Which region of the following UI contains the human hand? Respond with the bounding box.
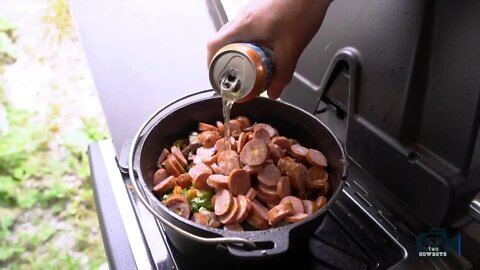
[207,0,332,101]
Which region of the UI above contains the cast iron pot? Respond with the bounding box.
[128,90,347,260]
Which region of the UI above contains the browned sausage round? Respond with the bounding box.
[193,146,215,165]
[249,199,269,222]
[175,173,192,188]
[302,200,318,215]
[206,174,229,190]
[233,195,251,224]
[217,150,241,175]
[236,132,248,154]
[267,202,294,226]
[198,122,218,132]
[197,130,221,148]
[257,163,281,187]
[279,196,305,214]
[254,123,278,138]
[218,196,239,225]
[198,208,221,228]
[272,136,291,150]
[268,143,283,164]
[164,194,190,219]
[153,175,175,195]
[290,144,308,160]
[235,115,251,130]
[245,187,257,201]
[163,156,181,177]
[315,195,328,209]
[214,189,233,216]
[246,212,269,230]
[153,168,169,186]
[228,119,243,135]
[306,179,330,195]
[242,164,263,175]
[306,148,328,167]
[228,169,251,195]
[157,148,170,167]
[215,138,232,153]
[202,153,219,165]
[188,163,212,179]
[285,213,309,223]
[192,171,213,191]
[309,166,328,181]
[253,126,271,144]
[171,145,187,167]
[240,139,269,166]
[287,162,309,198]
[168,155,185,174]
[276,176,292,199]
[191,212,209,226]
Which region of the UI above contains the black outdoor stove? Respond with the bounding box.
[70,0,480,269]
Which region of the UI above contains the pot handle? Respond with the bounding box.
[223,229,290,257]
[128,89,256,249]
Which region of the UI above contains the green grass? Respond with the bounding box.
[0,90,109,269]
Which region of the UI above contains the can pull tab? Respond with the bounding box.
[220,68,241,93]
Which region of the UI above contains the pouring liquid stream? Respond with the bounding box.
[220,73,241,151]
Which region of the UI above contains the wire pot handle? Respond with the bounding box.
[128,89,256,249]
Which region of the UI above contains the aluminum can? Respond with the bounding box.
[209,43,274,100]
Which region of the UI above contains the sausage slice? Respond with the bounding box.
[306,179,330,195]
[257,163,281,187]
[245,187,257,201]
[240,139,269,166]
[153,168,169,186]
[242,164,263,175]
[206,174,229,190]
[218,196,239,225]
[153,175,175,195]
[236,132,248,153]
[198,122,218,132]
[309,166,328,181]
[157,148,171,167]
[217,150,241,175]
[315,195,328,209]
[235,115,251,130]
[306,149,328,167]
[272,136,291,150]
[163,157,181,177]
[197,130,221,148]
[175,173,192,188]
[228,169,251,195]
[164,194,190,219]
[171,145,187,167]
[302,200,318,215]
[253,126,271,144]
[267,202,294,226]
[254,123,278,138]
[214,189,233,216]
[279,196,305,214]
[285,213,309,223]
[290,144,308,160]
[233,195,251,224]
[223,223,244,231]
[276,176,292,199]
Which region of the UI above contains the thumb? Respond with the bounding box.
[267,45,298,100]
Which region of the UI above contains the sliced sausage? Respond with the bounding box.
[215,138,232,153]
[175,173,192,188]
[276,176,292,199]
[242,164,263,175]
[191,212,209,226]
[257,184,279,198]
[164,194,190,219]
[199,208,221,228]
[193,146,215,165]
[188,163,212,179]
[245,187,257,201]
[254,123,278,138]
[168,155,185,174]
[163,157,181,177]
[223,223,244,231]
[198,122,218,132]
[253,126,271,144]
[157,148,170,167]
[279,196,305,214]
[302,200,318,215]
[315,195,328,209]
[218,196,239,225]
[228,169,251,195]
[228,119,242,135]
[192,171,213,191]
[268,143,283,164]
[309,166,328,181]
[249,199,269,222]
[277,157,295,176]
[257,163,281,187]
[306,179,330,195]
[210,163,222,174]
[233,195,251,224]
[153,168,169,186]
[267,202,294,226]
[272,136,291,150]
[236,132,248,153]
[290,144,308,160]
[153,175,175,195]
[202,153,219,165]
[240,139,269,166]
[285,213,309,223]
[214,189,234,216]
[217,150,241,175]
[286,162,309,198]
[306,148,328,167]
[235,115,251,130]
[246,212,269,230]
[206,174,229,190]
[197,130,221,148]
[171,145,187,167]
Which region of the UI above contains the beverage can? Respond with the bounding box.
[209,43,274,101]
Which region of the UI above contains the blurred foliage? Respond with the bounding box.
[0,17,17,65]
[43,0,73,41]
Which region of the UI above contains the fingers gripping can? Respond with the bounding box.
[209,43,275,101]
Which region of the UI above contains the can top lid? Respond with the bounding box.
[209,50,256,100]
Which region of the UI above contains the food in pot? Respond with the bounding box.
[152,115,330,230]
